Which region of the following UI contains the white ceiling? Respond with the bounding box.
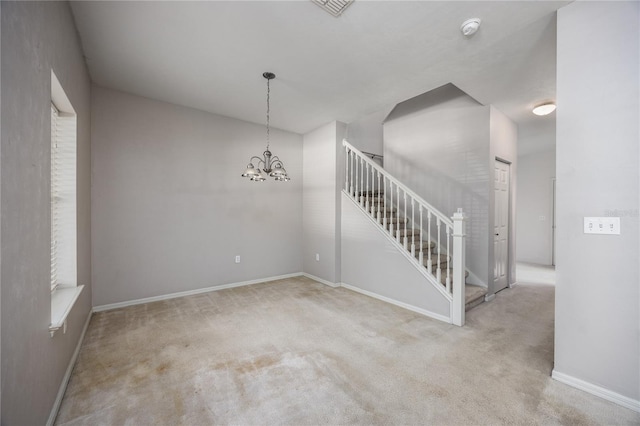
[70,0,566,144]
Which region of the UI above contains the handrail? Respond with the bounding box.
[343,140,452,227]
[343,138,466,326]
[361,151,383,160]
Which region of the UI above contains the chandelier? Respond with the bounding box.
[241,72,290,182]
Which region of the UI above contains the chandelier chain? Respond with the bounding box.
[266,76,270,152]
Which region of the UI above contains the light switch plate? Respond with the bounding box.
[584,217,620,235]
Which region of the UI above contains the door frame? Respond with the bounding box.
[551,177,557,266]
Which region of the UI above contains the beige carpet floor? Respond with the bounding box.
[56,274,639,425]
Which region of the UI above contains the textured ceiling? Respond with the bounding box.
[70,1,566,143]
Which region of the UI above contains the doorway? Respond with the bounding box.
[493,159,510,293]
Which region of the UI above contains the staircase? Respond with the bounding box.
[343,140,487,325]
[359,189,487,312]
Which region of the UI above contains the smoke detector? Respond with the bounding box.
[461,18,481,37]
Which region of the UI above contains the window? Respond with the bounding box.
[50,71,83,336]
[50,102,77,291]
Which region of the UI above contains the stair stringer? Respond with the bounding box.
[341,192,452,323]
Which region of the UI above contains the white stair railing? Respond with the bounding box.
[343,140,466,326]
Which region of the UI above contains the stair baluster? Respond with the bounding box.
[396,188,400,243]
[436,218,442,285]
[377,172,381,221]
[371,167,376,218]
[365,163,369,211]
[360,158,364,206]
[419,205,424,265]
[427,211,432,274]
[389,182,394,236]
[350,150,355,197]
[446,226,451,293]
[411,199,415,258]
[355,154,359,203]
[382,176,387,228]
[403,192,408,249]
[345,146,349,193]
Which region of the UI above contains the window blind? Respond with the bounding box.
[51,103,77,291]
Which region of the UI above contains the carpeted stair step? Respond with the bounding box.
[391,228,420,239]
[402,237,435,251]
[465,284,487,311]
[437,269,470,286]
[379,216,408,225]
[415,240,436,252]
[370,210,399,219]
[358,190,384,197]
[419,253,449,269]
[369,198,406,210]
[366,198,387,208]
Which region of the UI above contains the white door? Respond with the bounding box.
[493,160,510,292]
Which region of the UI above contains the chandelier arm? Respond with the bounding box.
[270,157,286,168]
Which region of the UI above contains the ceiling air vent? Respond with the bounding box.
[311,0,354,17]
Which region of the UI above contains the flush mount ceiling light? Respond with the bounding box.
[311,0,354,17]
[532,102,556,116]
[461,18,481,37]
[241,72,290,182]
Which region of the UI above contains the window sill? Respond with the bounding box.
[50,285,84,337]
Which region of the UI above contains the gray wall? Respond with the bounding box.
[488,106,518,293]
[516,148,555,265]
[91,86,303,306]
[345,107,393,158]
[0,4,3,421]
[341,192,450,319]
[383,84,491,288]
[555,1,639,402]
[302,121,346,284]
[1,2,92,424]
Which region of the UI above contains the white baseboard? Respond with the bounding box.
[340,282,451,324]
[93,273,303,312]
[552,370,640,413]
[301,273,340,288]
[47,310,93,426]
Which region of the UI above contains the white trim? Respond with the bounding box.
[340,282,451,324]
[484,293,496,302]
[92,273,303,312]
[552,370,640,413]
[301,273,340,288]
[47,310,92,426]
[50,285,84,336]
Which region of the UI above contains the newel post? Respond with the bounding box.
[452,208,466,326]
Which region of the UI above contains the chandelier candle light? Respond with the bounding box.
[241,72,290,182]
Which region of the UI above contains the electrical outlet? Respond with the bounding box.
[235,255,241,263]
[315,253,320,262]
[539,215,545,221]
